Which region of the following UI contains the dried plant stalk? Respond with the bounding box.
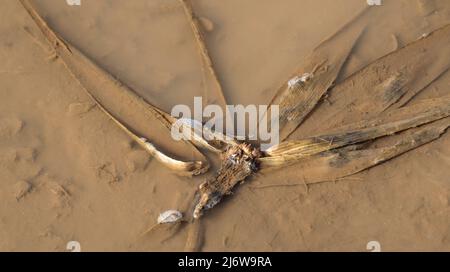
[179,0,227,108]
[19,0,208,176]
[261,96,450,165]
[264,7,369,141]
[262,118,450,184]
[287,23,450,139]
[18,0,450,225]
[193,143,262,219]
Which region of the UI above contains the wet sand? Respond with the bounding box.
[1,0,450,251]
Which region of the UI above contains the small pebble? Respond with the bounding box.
[288,73,312,89]
[157,210,182,224]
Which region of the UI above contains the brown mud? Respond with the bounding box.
[1,0,450,251]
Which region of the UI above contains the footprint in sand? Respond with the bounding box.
[126,150,150,173]
[0,117,24,139]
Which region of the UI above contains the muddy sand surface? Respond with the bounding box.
[1,0,450,251]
